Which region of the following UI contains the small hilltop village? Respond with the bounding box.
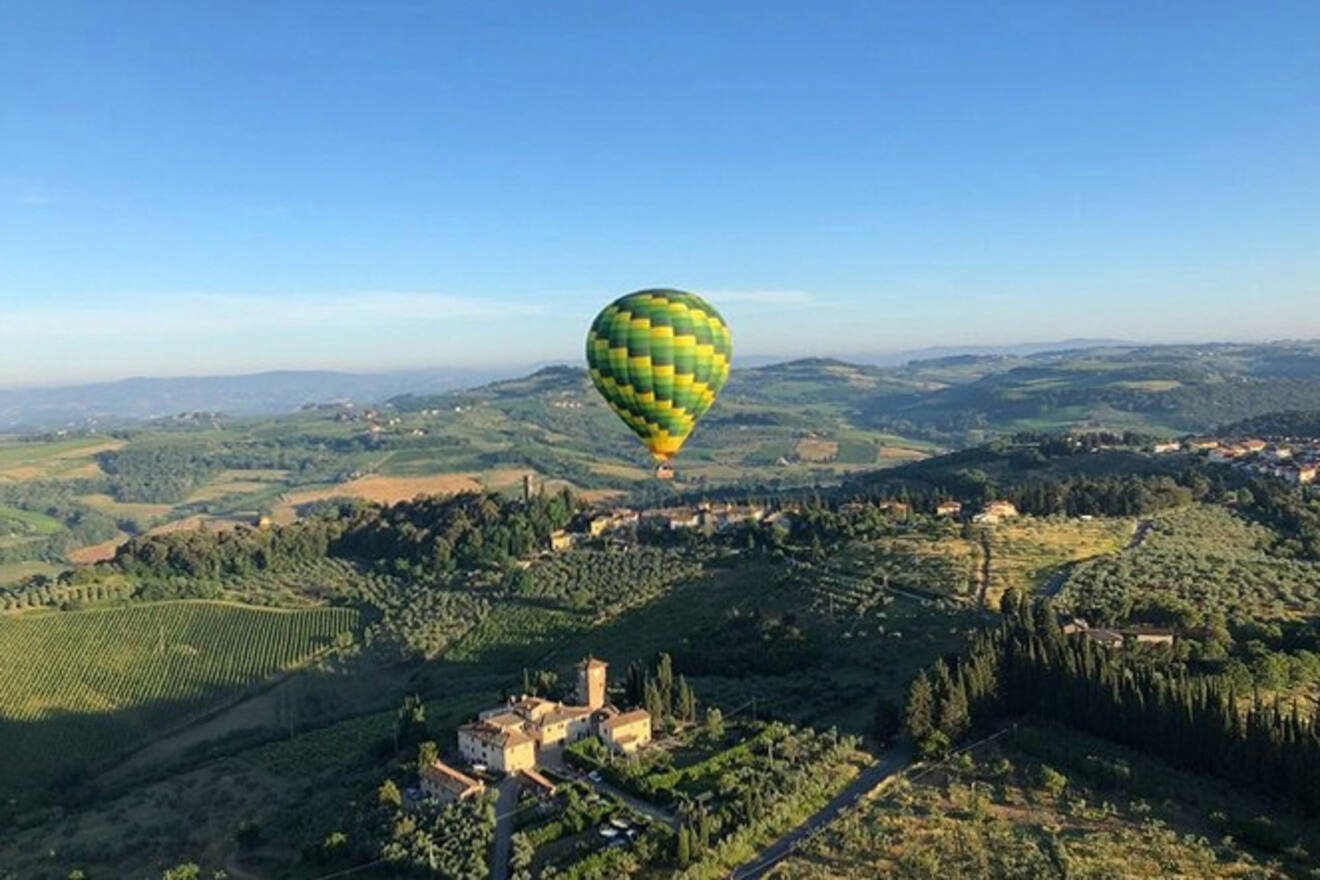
[1156,436,1320,485]
[418,657,652,803]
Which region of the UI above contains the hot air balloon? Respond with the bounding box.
[585,289,732,466]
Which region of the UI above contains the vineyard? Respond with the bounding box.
[0,601,358,795]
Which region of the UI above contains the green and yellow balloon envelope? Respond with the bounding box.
[585,289,732,461]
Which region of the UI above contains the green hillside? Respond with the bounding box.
[861,341,1320,438]
[7,341,1320,584]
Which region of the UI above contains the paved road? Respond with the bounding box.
[489,776,521,880]
[729,743,913,880]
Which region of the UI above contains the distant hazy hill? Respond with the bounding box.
[0,367,511,430]
[8,339,1320,438]
[842,338,1132,367]
[391,341,1320,444]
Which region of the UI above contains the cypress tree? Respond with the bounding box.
[904,670,935,740]
[676,827,691,868]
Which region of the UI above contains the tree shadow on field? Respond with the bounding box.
[0,657,373,819]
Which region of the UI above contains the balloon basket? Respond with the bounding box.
[655,463,675,480]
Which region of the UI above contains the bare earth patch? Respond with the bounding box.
[795,438,840,462]
[274,473,485,519]
[69,535,129,564]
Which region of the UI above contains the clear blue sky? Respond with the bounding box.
[2,1,1317,386]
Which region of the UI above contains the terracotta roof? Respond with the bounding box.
[460,721,533,748]
[509,696,558,720]
[421,760,483,796]
[542,705,592,725]
[583,657,608,670]
[484,712,526,730]
[600,709,651,732]
[519,768,558,792]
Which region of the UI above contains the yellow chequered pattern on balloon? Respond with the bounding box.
[585,289,732,461]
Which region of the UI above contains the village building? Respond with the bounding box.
[641,507,701,530]
[1063,618,1174,648]
[935,501,963,517]
[548,530,577,552]
[595,708,653,754]
[1129,628,1176,646]
[457,720,536,773]
[1152,441,1181,454]
[701,504,767,530]
[419,759,486,803]
[1211,445,1249,463]
[1084,628,1126,649]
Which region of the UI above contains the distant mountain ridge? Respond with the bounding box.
[0,367,512,430]
[6,338,1320,435]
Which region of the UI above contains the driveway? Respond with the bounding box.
[729,743,913,880]
[489,776,521,880]
[538,746,679,829]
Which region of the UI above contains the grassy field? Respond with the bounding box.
[982,515,1136,607]
[77,492,175,521]
[0,503,65,535]
[0,436,122,482]
[0,559,65,583]
[775,725,1318,879]
[827,516,1133,609]
[0,601,359,797]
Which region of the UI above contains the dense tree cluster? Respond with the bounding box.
[0,479,119,566]
[618,652,698,729]
[113,490,579,580]
[514,546,700,613]
[668,609,822,678]
[1060,505,1320,624]
[96,435,372,504]
[905,599,1320,816]
[1221,408,1320,439]
[320,790,494,878]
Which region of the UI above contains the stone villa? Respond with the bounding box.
[457,658,653,775]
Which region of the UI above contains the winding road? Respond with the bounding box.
[729,743,913,880]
